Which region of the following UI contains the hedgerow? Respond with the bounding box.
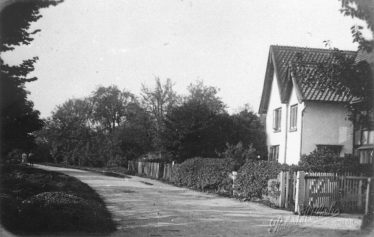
[298,150,372,175]
[234,160,283,199]
[170,157,235,192]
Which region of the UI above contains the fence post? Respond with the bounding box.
[285,171,290,209]
[279,171,286,208]
[295,171,306,214]
[358,180,363,210]
[365,178,371,215]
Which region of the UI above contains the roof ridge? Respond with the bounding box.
[269,44,356,54]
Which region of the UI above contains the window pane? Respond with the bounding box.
[368,131,374,145]
[273,108,281,131]
[290,105,297,130]
[354,130,361,145]
[362,131,369,145]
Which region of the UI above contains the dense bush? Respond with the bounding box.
[298,150,372,175]
[218,142,257,168]
[170,157,235,192]
[234,160,283,200]
[19,192,114,233]
[0,165,116,234]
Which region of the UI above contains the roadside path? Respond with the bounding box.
[35,164,366,237]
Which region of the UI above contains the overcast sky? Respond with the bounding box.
[2,0,365,117]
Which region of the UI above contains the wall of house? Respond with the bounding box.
[285,87,305,165]
[266,73,287,163]
[301,102,353,157]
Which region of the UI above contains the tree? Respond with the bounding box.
[91,85,136,133]
[164,81,266,162]
[230,107,267,158]
[39,98,93,165]
[164,100,219,160]
[119,103,153,160]
[1,1,63,51]
[141,77,180,151]
[1,1,62,159]
[186,81,226,114]
[289,1,374,128]
[339,0,374,52]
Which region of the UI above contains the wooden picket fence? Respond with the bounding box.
[128,161,174,180]
[277,171,373,214]
[305,172,370,213]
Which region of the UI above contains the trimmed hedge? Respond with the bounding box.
[298,150,372,175]
[170,157,235,192]
[234,160,282,200]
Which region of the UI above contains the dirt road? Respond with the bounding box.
[35,165,369,237]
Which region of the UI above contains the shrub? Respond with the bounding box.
[0,165,116,234]
[298,150,372,175]
[170,157,235,192]
[234,160,282,200]
[19,192,114,233]
[218,142,257,168]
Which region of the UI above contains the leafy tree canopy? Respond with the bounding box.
[1,1,62,158]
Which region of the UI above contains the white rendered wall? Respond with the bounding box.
[265,74,287,163]
[301,102,353,157]
[285,87,304,165]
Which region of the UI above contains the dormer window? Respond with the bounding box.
[273,107,282,132]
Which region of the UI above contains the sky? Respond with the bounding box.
[1,0,366,117]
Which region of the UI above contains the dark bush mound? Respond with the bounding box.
[19,192,114,233]
[235,160,282,200]
[0,194,19,230]
[0,165,116,234]
[171,158,235,192]
[298,150,372,175]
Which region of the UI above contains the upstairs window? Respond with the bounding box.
[289,104,298,131]
[273,108,282,132]
[269,145,279,162]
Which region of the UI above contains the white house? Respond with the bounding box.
[258,45,356,165]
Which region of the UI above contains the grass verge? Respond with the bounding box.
[0,164,116,235]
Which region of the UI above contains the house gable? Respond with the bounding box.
[259,45,356,164]
[258,45,356,115]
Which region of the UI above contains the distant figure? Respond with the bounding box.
[21,153,28,165]
[28,153,34,166]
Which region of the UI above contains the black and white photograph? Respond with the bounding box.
[0,0,373,236]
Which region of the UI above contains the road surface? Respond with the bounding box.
[34,165,368,237]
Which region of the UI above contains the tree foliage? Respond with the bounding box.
[339,0,374,52]
[39,80,267,167]
[1,1,63,51]
[1,1,62,159]
[38,86,154,166]
[186,81,226,114]
[164,86,266,162]
[141,77,180,151]
[91,86,136,133]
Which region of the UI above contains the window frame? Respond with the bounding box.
[289,104,298,132]
[269,145,279,162]
[273,107,282,132]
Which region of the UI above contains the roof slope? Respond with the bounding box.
[258,45,356,114]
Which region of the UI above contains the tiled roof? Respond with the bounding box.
[291,65,353,102]
[258,45,356,114]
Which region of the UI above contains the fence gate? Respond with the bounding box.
[294,171,372,214]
